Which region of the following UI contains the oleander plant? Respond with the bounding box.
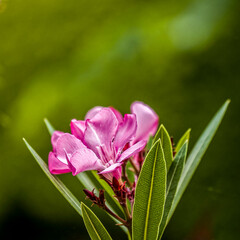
[24,100,230,240]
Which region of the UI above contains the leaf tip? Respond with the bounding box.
[44,118,55,136]
[159,124,167,131]
[154,137,162,146]
[81,202,88,212]
[22,137,28,145]
[44,118,50,126]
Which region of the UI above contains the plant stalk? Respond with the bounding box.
[104,205,127,225]
[121,202,132,238]
[122,162,133,188]
[129,157,140,176]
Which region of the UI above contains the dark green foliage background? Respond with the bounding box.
[0,0,239,239]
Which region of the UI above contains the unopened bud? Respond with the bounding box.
[99,190,105,205]
[83,189,96,200]
[112,177,120,190]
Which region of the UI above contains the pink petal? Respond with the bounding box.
[98,162,122,175]
[114,114,137,153]
[68,148,104,176]
[112,166,122,180]
[70,119,86,140]
[118,140,147,163]
[85,106,103,120]
[99,165,122,181]
[109,107,123,123]
[56,133,86,164]
[51,131,65,152]
[48,152,71,174]
[131,101,159,143]
[84,108,118,154]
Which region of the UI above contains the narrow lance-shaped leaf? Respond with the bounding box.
[77,172,96,191]
[157,141,188,239]
[126,160,135,183]
[132,139,167,240]
[81,202,112,240]
[175,129,191,154]
[23,138,82,216]
[168,99,230,221]
[153,124,173,171]
[44,118,55,135]
[146,135,154,152]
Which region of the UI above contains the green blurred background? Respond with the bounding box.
[0,0,239,239]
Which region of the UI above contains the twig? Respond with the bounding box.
[129,157,140,176]
[104,205,127,225]
[122,162,133,188]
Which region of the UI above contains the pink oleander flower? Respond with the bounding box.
[48,107,146,180]
[72,101,159,169]
[71,101,159,169]
[75,101,159,145]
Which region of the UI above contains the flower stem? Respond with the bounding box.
[129,157,140,176]
[121,203,132,238]
[106,202,132,238]
[122,162,133,188]
[104,205,127,225]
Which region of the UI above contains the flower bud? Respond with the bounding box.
[112,177,120,190]
[99,189,105,205]
[83,189,96,201]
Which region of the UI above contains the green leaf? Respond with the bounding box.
[168,99,230,221]
[175,129,191,154]
[157,141,188,239]
[153,124,173,171]
[23,138,82,216]
[44,118,56,135]
[146,135,154,152]
[126,161,135,183]
[132,139,167,240]
[77,171,96,190]
[81,202,112,240]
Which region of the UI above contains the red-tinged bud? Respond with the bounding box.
[99,190,105,205]
[170,137,176,157]
[83,189,96,200]
[83,188,106,208]
[112,177,120,190]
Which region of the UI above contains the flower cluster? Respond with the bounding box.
[48,101,158,181]
[47,101,158,232]
[25,99,228,239]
